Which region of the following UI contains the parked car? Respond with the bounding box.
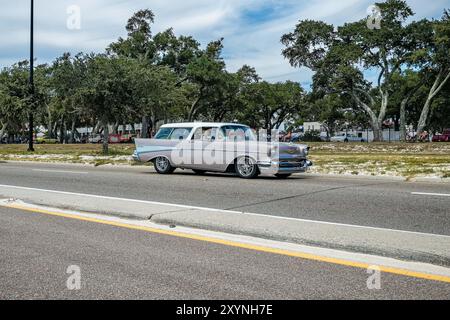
[432,129,450,142]
[35,136,59,144]
[108,134,136,144]
[290,132,303,143]
[88,134,103,144]
[108,134,121,144]
[330,133,366,143]
[133,122,313,179]
[119,134,136,143]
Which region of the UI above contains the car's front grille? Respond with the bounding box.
[279,160,306,168]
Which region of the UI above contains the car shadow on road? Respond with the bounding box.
[142,170,312,181]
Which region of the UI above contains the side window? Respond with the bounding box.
[192,128,203,141]
[169,128,192,140]
[192,127,218,142]
[221,126,251,142]
[155,128,173,140]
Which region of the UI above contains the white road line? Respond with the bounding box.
[32,169,89,175]
[412,192,450,198]
[0,183,449,239]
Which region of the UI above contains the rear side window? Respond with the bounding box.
[155,128,173,140]
[192,127,218,142]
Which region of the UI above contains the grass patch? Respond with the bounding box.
[0,144,134,156]
[306,143,449,179]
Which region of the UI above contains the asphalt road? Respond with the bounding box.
[0,161,449,236]
[1,206,449,300]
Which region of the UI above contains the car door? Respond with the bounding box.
[167,127,194,168]
[184,126,221,171]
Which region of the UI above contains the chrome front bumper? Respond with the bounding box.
[257,159,313,175]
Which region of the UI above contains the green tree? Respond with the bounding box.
[413,10,450,136]
[281,0,420,141]
[0,62,31,141]
[239,81,305,131]
[185,39,227,121]
[75,55,132,154]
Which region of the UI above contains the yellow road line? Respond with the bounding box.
[5,203,450,284]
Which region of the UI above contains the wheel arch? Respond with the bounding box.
[148,154,176,167]
[227,155,260,174]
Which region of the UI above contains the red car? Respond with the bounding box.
[432,129,450,142]
[108,134,136,144]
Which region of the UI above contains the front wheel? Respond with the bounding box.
[235,157,259,179]
[154,157,175,174]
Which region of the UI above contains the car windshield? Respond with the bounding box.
[155,128,173,140]
[169,128,192,140]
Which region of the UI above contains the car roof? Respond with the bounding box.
[160,122,249,129]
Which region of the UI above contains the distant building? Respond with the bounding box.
[303,122,326,133]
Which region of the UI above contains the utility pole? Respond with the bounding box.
[28,0,35,152]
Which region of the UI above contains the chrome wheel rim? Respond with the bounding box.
[237,157,256,177]
[156,157,169,171]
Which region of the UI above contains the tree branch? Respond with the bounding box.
[430,68,450,99]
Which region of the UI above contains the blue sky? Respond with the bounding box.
[1,0,448,88]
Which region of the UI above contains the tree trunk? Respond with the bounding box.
[47,107,53,139]
[93,121,102,134]
[102,121,109,155]
[112,121,119,135]
[188,93,202,122]
[377,92,389,126]
[399,83,423,142]
[0,123,7,142]
[417,69,450,137]
[141,115,149,139]
[351,91,384,142]
[371,121,382,142]
[64,122,69,144]
[416,96,433,138]
[69,121,76,144]
[151,111,157,137]
[400,98,408,142]
[52,122,58,139]
[59,117,65,144]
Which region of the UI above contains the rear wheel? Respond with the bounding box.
[275,174,292,179]
[235,157,259,179]
[154,157,175,174]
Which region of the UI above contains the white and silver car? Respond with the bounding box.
[133,123,312,179]
[330,133,366,143]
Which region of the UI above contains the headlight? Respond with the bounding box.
[299,146,309,156]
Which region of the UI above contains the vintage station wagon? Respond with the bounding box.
[133,123,312,179]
